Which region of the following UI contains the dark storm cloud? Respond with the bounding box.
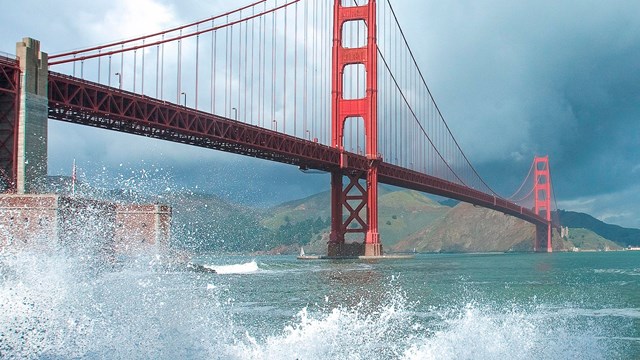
[391,1,640,226]
[1,0,639,226]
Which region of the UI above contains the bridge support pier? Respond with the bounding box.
[15,38,48,194]
[328,169,383,257]
[535,223,552,253]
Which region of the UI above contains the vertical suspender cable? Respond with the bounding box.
[161,35,165,100]
[283,3,288,134]
[244,10,249,123]
[142,40,145,95]
[238,11,243,121]
[261,2,267,128]
[156,44,159,98]
[324,0,329,144]
[271,1,276,130]
[177,30,182,104]
[196,26,200,110]
[303,0,308,137]
[258,7,264,126]
[133,50,137,92]
[98,50,102,83]
[250,6,255,125]
[230,22,234,116]
[225,18,229,117]
[212,20,217,114]
[120,45,124,89]
[312,0,317,140]
[294,2,298,137]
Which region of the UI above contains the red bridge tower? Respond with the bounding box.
[534,156,553,252]
[329,0,382,256]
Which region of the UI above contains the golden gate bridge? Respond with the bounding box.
[0,0,559,256]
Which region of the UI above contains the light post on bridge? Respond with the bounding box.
[306,130,310,140]
[272,119,277,131]
[232,107,237,120]
[181,92,187,106]
[114,72,122,89]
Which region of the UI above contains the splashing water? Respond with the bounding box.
[0,249,235,359]
[203,260,260,275]
[0,249,634,359]
[228,297,619,360]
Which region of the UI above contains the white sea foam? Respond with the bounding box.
[229,293,413,359]
[401,303,611,360]
[551,307,640,319]
[203,260,260,274]
[0,249,233,359]
[228,296,621,360]
[0,250,630,359]
[594,268,640,276]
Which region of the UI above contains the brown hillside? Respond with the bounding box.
[392,203,567,253]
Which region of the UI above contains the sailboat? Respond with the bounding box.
[299,247,305,257]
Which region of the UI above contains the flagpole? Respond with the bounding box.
[72,159,76,196]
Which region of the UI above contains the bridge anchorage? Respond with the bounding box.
[0,0,560,256]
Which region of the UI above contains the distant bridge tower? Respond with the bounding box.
[329,0,382,256]
[534,156,552,252]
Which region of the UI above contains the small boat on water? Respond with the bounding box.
[300,247,305,257]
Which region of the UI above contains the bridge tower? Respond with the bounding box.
[15,38,48,194]
[329,0,382,256]
[534,156,552,252]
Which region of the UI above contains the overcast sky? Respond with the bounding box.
[1,0,639,228]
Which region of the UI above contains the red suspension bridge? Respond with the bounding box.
[0,0,559,255]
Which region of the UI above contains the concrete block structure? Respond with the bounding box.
[0,195,171,255]
[0,194,114,252]
[114,204,171,254]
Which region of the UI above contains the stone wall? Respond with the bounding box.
[0,195,171,255]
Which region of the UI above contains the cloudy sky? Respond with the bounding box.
[2,0,639,228]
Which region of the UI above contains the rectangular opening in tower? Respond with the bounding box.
[342,20,368,49]
[341,0,369,7]
[343,116,366,155]
[342,63,366,100]
[536,161,547,171]
[537,189,547,201]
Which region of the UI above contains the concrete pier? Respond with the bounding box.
[16,38,48,194]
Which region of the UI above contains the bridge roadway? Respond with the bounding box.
[43,69,546,227]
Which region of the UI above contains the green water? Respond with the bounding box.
[2,250,639,359]
[196,251,640,359]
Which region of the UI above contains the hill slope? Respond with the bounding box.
[392,203,543,252]
[261,189,449,251]
[559,210,640,247]
[565,228,623,251]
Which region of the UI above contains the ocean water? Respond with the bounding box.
[1,247,639,359]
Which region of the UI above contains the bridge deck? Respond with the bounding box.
[47,72,546,227]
